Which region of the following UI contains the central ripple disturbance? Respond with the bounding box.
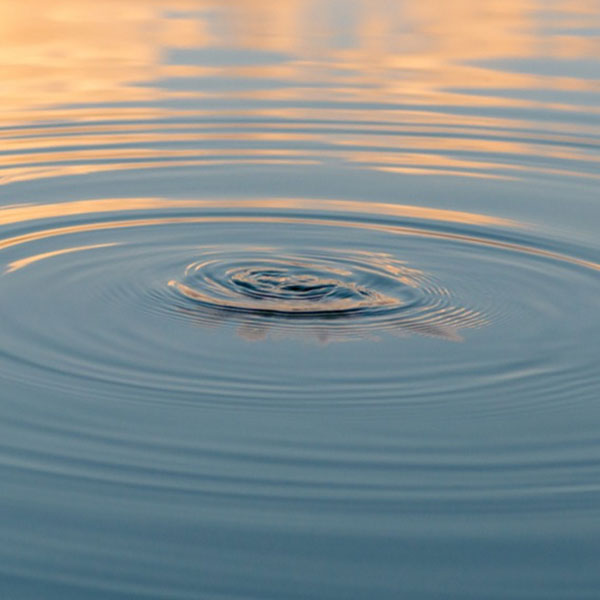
[168,250,423,317]
[164,247,487,340]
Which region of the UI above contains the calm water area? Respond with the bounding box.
[1,1,600,598]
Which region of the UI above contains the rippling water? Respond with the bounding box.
[2,2,600,598]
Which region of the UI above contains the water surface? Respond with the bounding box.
[1,1,600,598]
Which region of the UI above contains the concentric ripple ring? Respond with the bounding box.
[0,196,598,412]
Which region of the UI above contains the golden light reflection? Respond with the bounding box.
[1,202,598,273]
[0,197,516,228]
[5,243,118,273]
[2,0,598,118]
[1,0,598,182]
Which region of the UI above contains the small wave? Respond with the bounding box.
[166,247,481,342]
[0,197,597,412]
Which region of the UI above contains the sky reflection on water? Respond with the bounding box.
[2,0,599,184]
[1,2,600,599]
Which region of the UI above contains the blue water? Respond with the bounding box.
[1,2,600,598]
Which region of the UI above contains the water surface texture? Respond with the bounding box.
[1,2,600,598]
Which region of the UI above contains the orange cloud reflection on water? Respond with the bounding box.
[0,197,516,228]
[1,0,598,183]
[5,242,118,273]
[1,197,599,274]
[2,0,598,116]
